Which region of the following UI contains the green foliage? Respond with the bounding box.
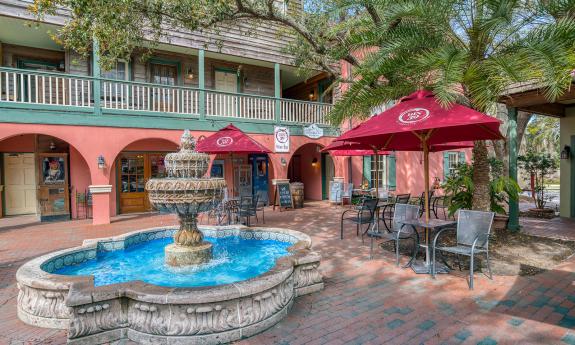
[443,158,520,216]
[518,151,559,209]
[524,115,560,154]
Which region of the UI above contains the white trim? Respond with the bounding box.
[88,185,112,194]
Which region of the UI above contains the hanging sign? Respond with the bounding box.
[274,126,290,153]
[303,124,324,139]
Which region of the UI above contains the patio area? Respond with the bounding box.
[1,202,575,345]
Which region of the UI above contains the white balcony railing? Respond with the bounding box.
[281,99,332,125]
[0,68,333,126]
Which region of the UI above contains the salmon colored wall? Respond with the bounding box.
[290,143,323,200]
[70,146,91,219]
[0,134,35,152]
[122,139,179,152]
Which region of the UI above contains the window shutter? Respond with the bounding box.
[458,151,466,165]
[443,152,450,179]
[387,154,396,190]
[362,155,371,188]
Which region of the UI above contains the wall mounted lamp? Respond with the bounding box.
[49,141,56,151]
[97,155,106,169]
[561,145,571,160]
[311,157,318,167]
[186,66,195,80]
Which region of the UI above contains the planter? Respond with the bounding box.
[493,214,509,233]
[520,208,555,219]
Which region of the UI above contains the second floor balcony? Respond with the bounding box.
[0,67,334,127]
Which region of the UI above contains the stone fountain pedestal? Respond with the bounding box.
[165,242,212,266]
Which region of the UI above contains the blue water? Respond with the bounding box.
[54,236,292,288]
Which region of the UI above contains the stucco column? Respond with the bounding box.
[0,185,3,218]
[89,185,112,225]
[507,107,519,231]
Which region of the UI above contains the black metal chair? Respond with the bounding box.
[367,203,420,266]
[237,194,259,226]
[432,209,495,290]
[432,195,452,220]
[340,197,379,240]
[416,190,435,217]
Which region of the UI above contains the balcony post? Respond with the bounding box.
[92,38,101,115]
[198,49,205,120]
[274,63,281,123]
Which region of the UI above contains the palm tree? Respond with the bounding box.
[329,0,575,211]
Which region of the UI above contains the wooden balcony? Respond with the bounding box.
[0,67,334,128]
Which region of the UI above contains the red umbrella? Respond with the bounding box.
[197,124,271,196]
[196,124,271,154]
[335,90,503,222]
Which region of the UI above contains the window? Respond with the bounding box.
[445,151,465,177]
[274,0,289,14]
[102,60,128,80]
[370,155,387,189]
[150,63,177,85]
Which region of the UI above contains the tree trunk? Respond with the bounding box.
[472,140,491,211]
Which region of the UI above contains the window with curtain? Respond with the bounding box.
[102,60,128,80]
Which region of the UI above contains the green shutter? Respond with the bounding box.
[363,155,371,188]
[443,152,450,179]
[458,151,465,165]
[387,154,396,191]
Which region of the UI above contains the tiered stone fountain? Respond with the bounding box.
[145,130,226,266]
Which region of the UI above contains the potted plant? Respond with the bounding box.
[443,158,520,232]
[518,151,558,218]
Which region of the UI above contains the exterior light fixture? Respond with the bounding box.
[186,66,195,80]
[97,155,106,169]
[561,145,571,160]
[309,90,315,101]
[49,141,56,151]
[311,157,318,167]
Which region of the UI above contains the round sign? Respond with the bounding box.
[275,128,289,143]
[216,137,234,147]
[398,108,430,124]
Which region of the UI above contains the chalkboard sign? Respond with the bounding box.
[275,182,293,209]
[329,181,343,203]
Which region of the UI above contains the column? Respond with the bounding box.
[198,49,205,120]
[507,106,519,231]
[89,185,112,225]
[92,38,101,115]
[274,63,281,123]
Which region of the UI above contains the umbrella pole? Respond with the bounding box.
[375,153,379,197]
[423,139,430,223]
[230,153,234,197]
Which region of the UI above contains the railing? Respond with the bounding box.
[281,99,332,125]
[206,90,276,121]
[0,68,92,107]
[0,67,333,125]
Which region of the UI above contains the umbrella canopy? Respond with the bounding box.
[335,90,503,223]
[321,140,390,156]
[336,90,503,150]
[196,124,271,154]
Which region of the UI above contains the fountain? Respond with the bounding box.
[145,129,226,266]
[15,130,323,344]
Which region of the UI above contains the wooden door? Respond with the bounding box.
[118,153,166,214]
[214,70,237,116]
[234,164,252,198]
[3,153,37,215]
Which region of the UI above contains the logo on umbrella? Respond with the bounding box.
[398,108,430,124]
[216,137,234,147]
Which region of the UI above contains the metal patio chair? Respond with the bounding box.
[237,194,259,227]
[380,193,411,230]
[432,195,452,220]
[416,190,435,217]
[341,183,354,206]
[431,209,495,290]
[367,203,420,266]
[340,197,379,240]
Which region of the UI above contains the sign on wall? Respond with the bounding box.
[274,126,290,153]
[303,124,324,139]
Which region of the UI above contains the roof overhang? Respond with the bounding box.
[499,82,575,118]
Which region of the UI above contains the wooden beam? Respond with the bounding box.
[518,103,565,118]
[500,84,575,108]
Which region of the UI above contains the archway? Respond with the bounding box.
[0,133,92,221]
[288,143,334,201]
[111,138,179,215]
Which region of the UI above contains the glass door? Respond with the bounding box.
[119,154,146,213]
[251,154,269,205]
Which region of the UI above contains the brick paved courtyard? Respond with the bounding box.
[1,202,575,344]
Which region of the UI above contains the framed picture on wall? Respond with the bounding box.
[41,156,66,185]
[211,160,225,178]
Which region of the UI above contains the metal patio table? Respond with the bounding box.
[398,218,457,274]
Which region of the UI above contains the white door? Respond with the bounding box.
[4,153,37,215]
[214,71,237,116]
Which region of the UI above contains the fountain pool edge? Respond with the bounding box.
[16,225,323,344]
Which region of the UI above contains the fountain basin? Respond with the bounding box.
[16,225,323,344]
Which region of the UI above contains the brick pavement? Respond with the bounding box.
[1,202,575,344]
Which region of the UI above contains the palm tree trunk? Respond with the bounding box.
[472,140,491,211]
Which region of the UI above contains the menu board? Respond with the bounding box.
[276,182,293,209]
[329,181,343,203]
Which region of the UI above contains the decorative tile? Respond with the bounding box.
[417,320,435,331]
[508,318,524,327]
[454,329,471,341]
[477,336,497,345]
[562,332,575,345]
[386,319,405,330]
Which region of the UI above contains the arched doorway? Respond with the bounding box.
[288,143,334,201]
[0,133,91,221]
[112,138,178,214]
